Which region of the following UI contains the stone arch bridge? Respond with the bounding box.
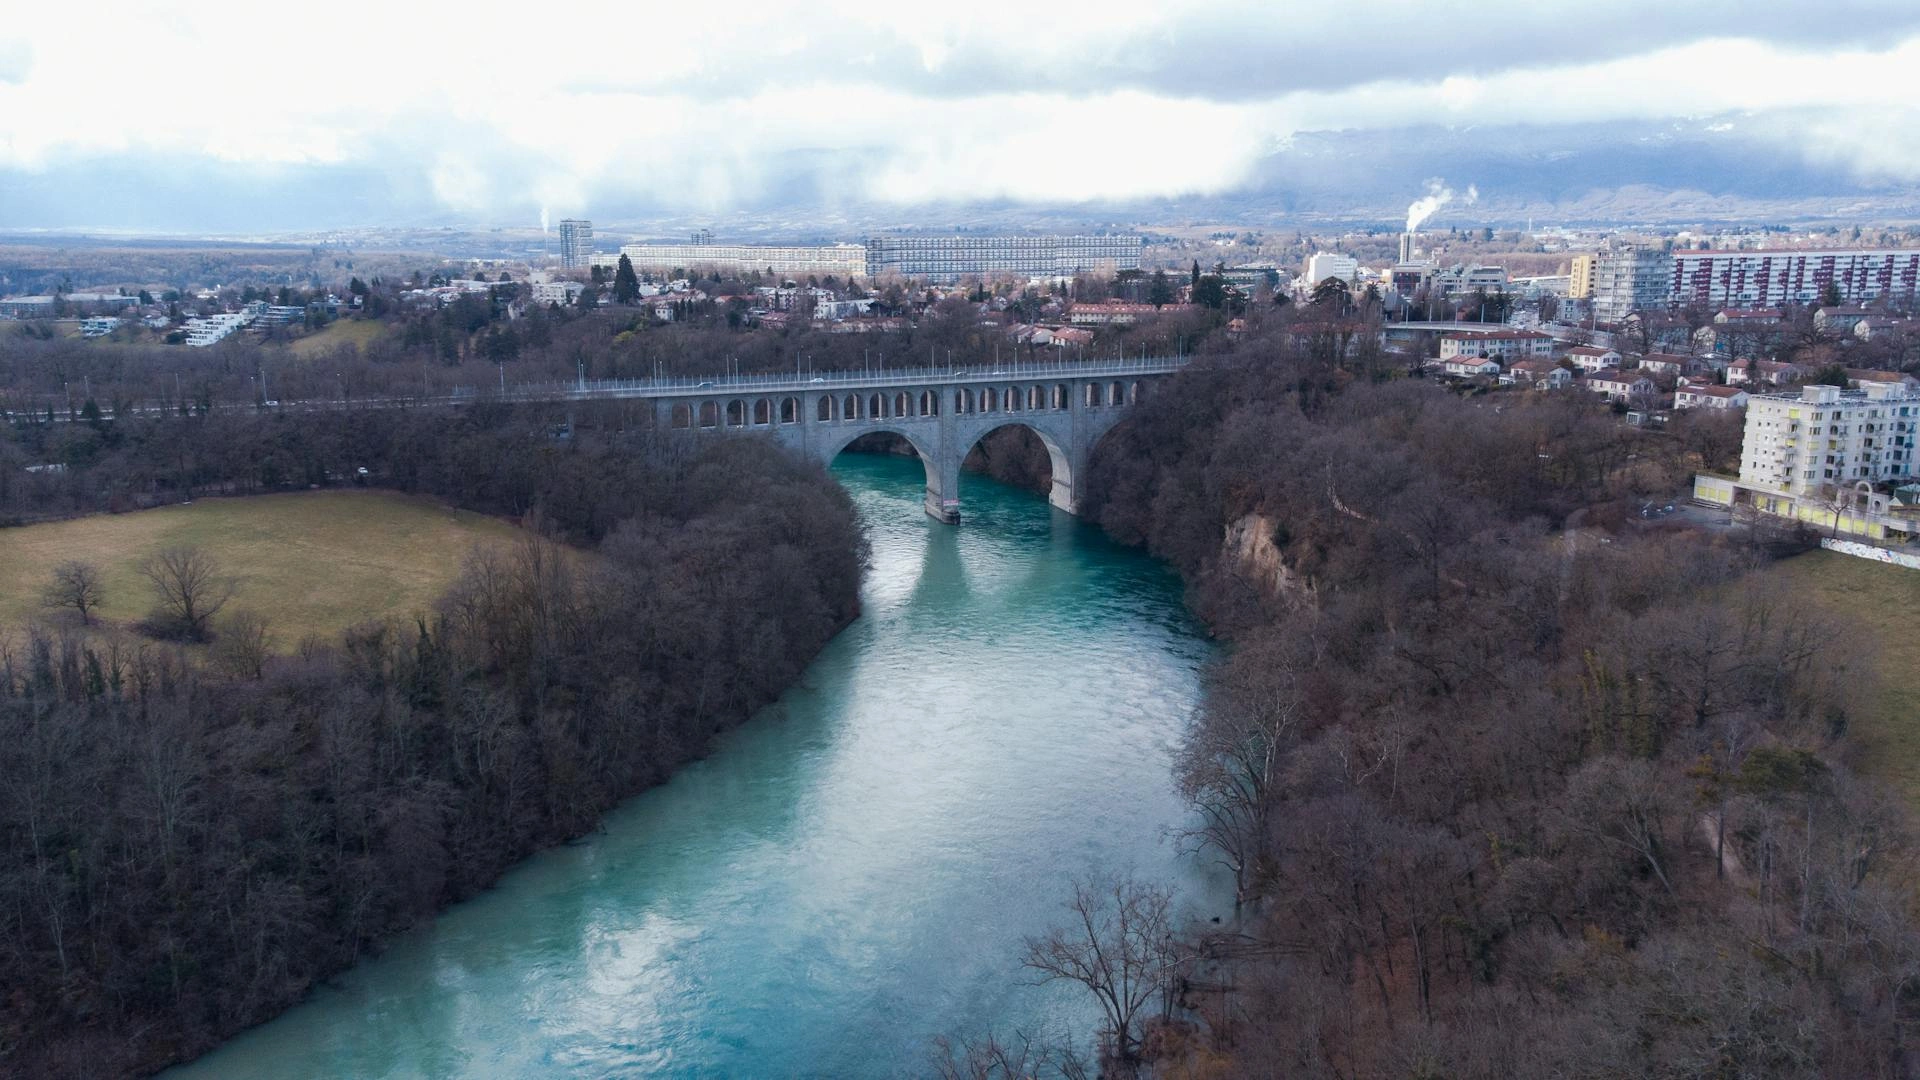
[615,357,1186,523]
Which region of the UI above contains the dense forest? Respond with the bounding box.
[959,343,1920,1077]
[0,406,866,1077]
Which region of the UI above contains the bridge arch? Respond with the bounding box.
[819,426,943,507]
[963,420,1075,512]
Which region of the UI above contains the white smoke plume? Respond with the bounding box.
[540,206,550,233]
[1405,178,1478,232]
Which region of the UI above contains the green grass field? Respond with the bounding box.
[1766,549,1920,804]
[288,317,389,358]
[0,490,529,644]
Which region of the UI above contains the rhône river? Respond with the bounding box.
[169,453,1221,1078]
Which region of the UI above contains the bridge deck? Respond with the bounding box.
[463,356,1188,403]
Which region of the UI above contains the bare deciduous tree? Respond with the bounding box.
[1023,876,1181,1069]
[930,1031,1091,1080]
[139,547,235,641]
[40,560,106,626]
[212,611,273,679]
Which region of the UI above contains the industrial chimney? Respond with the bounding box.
[1398,232,1413,264]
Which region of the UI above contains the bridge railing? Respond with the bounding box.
[448,355,1191,403]
[8,357,1192,420]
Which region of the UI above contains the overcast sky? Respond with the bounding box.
[3,2,1919,231]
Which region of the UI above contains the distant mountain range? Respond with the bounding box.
[3,119,1916,238]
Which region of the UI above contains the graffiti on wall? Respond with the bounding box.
[1821,538,1920,571]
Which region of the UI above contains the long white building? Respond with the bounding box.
[862,234,1142,282]
[609,242,867,277]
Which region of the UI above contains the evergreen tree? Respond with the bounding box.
[1193,274,1228,310]
[613,255,641,304]
[1148,270,1173,308]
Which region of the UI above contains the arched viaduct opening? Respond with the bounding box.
[962,422,1067,503]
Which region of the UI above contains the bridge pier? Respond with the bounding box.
[925,491,961,525]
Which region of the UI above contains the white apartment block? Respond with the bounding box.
[532,281,585,305]
[182,311,253,347]
[1437,329,1553,362]
[1305,252,1359,286]
[1738,382,1920,495]
[1591,247,1674,322]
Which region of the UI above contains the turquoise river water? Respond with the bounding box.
[167,453,1222,1079]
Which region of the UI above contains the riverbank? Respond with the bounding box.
[1,439,866,1079]
[159,454,1223,1078]
[1067,356,1920,1074]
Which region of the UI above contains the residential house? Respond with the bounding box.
[1636,352,1690,376]
[1509,359,1574,388]
[1436,329,1553,362]
[1726,358,1802,386]
[1068,301,1191,326]
[1699,308,1787,357]
[1585,369,1656,404]
[1855,316,1911,343]
[1674,383,1750,410]
[1846,368,1920,391]
[1814,305,1876,334]
[1565,345,1622,372]
[1443,355,1502,378]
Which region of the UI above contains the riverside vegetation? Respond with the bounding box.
[943,334,1918,1078]
[0,403,865,1077]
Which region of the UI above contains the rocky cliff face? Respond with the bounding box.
[1222,512,1312,602]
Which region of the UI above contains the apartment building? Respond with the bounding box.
[557,219,593,270]
[1591,247,1675,322]
[1673,249,1920,309]
[863,234,1141,282]
[1305,252,1359,286]
[532,280,585,306]
[183,311,252,347]
[1737,382,1919,495]
[1594,246,1920,322]
[615,241,867,277]
[1568,253,1595,299]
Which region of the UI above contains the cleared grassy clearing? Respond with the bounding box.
[1766,549,1920,805]
[288,317,389,358]
[0,490,527,644]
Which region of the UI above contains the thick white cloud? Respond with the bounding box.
[1,2,1917,222]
